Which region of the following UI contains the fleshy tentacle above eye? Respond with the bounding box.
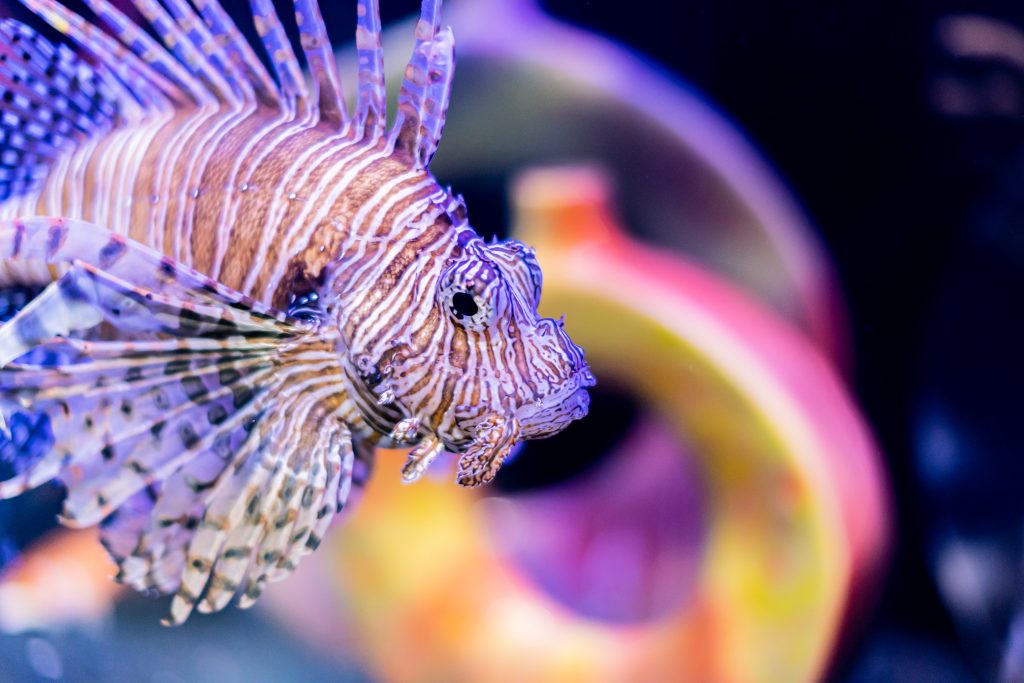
[484,240,544,308]
[0,217,361,624]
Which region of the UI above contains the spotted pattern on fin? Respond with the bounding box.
[0,221,362,624]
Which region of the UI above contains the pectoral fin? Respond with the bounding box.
[455,414,519,487]
[0,217,359,624]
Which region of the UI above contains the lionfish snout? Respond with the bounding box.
[513,320,596,440]
[447,333,594,488]
[433,259,594,486]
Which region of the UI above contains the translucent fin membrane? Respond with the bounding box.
[294,0,347,126]
[7,0,456,168]
[355,0,387,137]
[0,218,357,624]
[392,0,456,168]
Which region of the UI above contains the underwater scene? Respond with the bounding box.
[0,0,1020,681]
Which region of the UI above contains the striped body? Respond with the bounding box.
[0,0,593,623]
[0,106,431,308]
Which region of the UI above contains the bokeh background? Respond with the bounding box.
[0,0,1022,681]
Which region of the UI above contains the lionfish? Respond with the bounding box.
[0,0,593,623]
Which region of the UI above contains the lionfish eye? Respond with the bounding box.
[439,254,506,331]
[451,291,479,318]
[446,288,492,330]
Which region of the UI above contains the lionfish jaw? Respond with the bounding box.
[446,368,595,487]
[511,363,596,441]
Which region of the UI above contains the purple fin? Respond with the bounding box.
[249,0,309,117]
[128,0,232,105]
[80,0,207,104]
[392,0,456,169]
[0,217,289,321]
[293,0,347,127]
[0,219,354,623]
[20,0,182,107]
[153,0,252,105]
[191,0,279,107]
[355,0,386,137]
[0,21,119,201]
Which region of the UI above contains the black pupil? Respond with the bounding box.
[451,291,479,318]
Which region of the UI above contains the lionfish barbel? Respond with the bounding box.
[0,0,593,623]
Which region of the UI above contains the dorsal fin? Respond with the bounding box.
[157,0,253,105]
[6,0,460,136]
[21,0,182,107]
[1,0,460,191]
[392,0,456,169]
[294,0,347,127]
[0,20,119,202]
[126,0,235,105]
[355,0,387,138]
[190,0,279,107]
[81,0,213,105]
[249,0,310,117]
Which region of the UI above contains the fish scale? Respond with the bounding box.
[0,0,594,624]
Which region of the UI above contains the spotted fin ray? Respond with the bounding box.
[393,0,456,168]
[0,217,362,623]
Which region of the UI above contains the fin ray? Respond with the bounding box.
[355,0,386,137]
[249,0,309,117]
[293,0,346,126]
[0,21,120,201]
[392,0,455,168]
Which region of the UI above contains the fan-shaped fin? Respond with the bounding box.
[0,217,289,321]
[0,222,357,623]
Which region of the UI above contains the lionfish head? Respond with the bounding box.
[444,233,593,424]
[323,0,592,486]
[387,223,596,486]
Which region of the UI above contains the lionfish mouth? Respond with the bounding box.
[516,365,597,439]
[444,361,595,488]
